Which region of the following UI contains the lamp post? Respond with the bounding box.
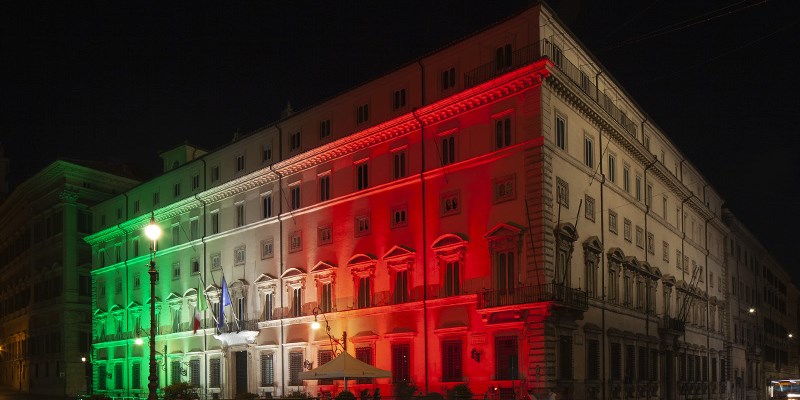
[144,213,161,400]
[136,338,168,389]
[310,307,347,356]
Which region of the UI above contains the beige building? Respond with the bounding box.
[82,2,797,400]
[0,160,140,396]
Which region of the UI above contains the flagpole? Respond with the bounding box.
[197,274,219,326]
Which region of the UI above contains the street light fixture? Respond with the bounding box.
[748,307,755,314]
[144,212,161,400]
[310,307,347,356]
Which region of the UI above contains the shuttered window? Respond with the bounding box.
[442,339,463,382]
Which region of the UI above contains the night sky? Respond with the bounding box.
[2,1,799,285]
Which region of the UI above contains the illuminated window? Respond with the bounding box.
[495,335,518,380]
[356,103,369,124]
[262,143,272,163]
[355,215,370,237]
[319,119,331,139]
[556,177,569,208]
[289,131,301,152]
[392,149,407,180]
[441,339,463,382]
[391,205,408,228]
[356,162,369,191]
[441,67,456,91]
[261,238,274,259]
[441,134,456,165]
[493,175,515,203]
[393,88,407,110]
[495,117,512,149]
[319,174,331,201]
[234,246,246,266]
[555,114,566,150]
[391,343,411,383]
[236,154,245,173]
[584,135,594,168]
[495,43,512,70]
[289,231,302,253]
[262,194,273,218]
[318,225,332,245]
[440,191,460,217]
[290,185,301,210]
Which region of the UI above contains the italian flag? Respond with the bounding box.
[194,280,207,334]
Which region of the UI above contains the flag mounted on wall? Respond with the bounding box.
[194,280,207,334]
[218,276,232,330]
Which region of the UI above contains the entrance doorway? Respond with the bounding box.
[235,351,248,394]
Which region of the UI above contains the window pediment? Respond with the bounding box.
[431,233,468,253]
[229,278,249,298]
[311,261,337,284]
[384,245,415,272]
[254,273,277,293]
[583,236,603,254]
[282,268,307,289]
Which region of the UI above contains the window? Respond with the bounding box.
[191,259,200,274]
[609,210,618,234]
[262,143,273,163]
[646,184,653,207]
[290,185,301,210]
[394,270,409,304]
[587,339,600,380]
[559,335,573,380]
[235,202,245,227]
[319,119,331,139]
[495,117,512,149]
[495,335,518,380]
[392,343,411,383]
[610,342,621,381]
[115,363,123,389]
[289,352,303,386]
[189,359,200,386]
[263,292,274,320]
[440,191,460,216]
[192,174,200,191]
[441,67,456,91]
[172,225,180,246]
[443,260,461,296]
[495,250,514,295]
[261,239,274,259]
[636,226,644,248]
[171,262,181,280]
[355,215,371,237]
[211,252,221,270]
[291,287,303,318]
[260,353,274,386]
[356,103,369,124]
[647,232,655,254]
[290,131,301,152]
[211,166,220,182]
[635,175,642,202]
[317,350,334,385]
[289,231,302,253]
[190,219,199,240]
[174,182,181,197]
[209,358,221,388]
[556,177,569,208]
[441,134,456,165]
[662,196,668,219]
[555,114,566,150]
[132,362,141,389]
[442,339,463,382]
[493,175,515,203]
[663,241,670,262]
[152,192,160,206]
[262,194,273,218]
[391,205,408,228]
[356,347,374,384]
[133,200,140,213]
[623,219,632,242]
[393,149,407,180]
[644,134,651,150]
[115,277,122,293]
[236,154,245,173]
[585,195,595,221]
[495,43,512,70]
[356,276,372,308]
[211,212,219,234]
[320,282,333,313]
[393,88,407,110]
[555,249,568,285]
[234,246,246,266]
[608,154,616,183]
[623,164,630,193]
[584,135,594,168]
[356,162,369,190]
[624,345,635,383]
[585,259,597,298]
[318,225,332,245]
[319,174,331,201]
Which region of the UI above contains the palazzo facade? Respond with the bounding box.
[83,3,798,400]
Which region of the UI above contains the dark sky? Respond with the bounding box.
[2,1,799,285]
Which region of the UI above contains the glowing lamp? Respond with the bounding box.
[135,337,144,345]
[311,319,321,330]
[748,307,755,314]
[81,357,87,363]
[789,333,794,339]
[144,213,161,241]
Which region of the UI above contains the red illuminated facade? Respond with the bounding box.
[83,3,798,400]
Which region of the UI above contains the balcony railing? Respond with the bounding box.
[217,319,259,334]
[463,40,638,138]
[478,283,588,310]
[659,316,686,334]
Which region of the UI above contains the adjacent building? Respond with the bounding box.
[0,160,140,396]
[82,2,798,400]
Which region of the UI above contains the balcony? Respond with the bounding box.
[477,283,588,310]
[659,316,686,335]
[463,40,638,138]
[217,319,259,334]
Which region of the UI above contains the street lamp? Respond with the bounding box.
[136,339,168,388]
[310,307,347,356]
[144,212,161,400]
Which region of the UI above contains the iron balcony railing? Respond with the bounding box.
[659,316,686,333]
[463,40,638,138]
[478,283,588,310]
[217,319,259,334]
